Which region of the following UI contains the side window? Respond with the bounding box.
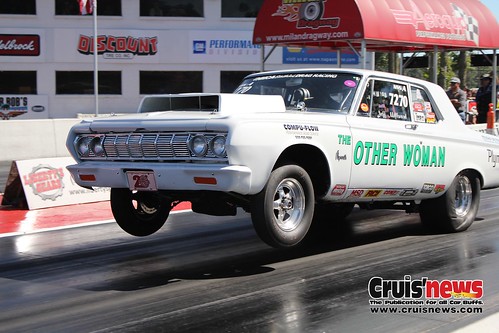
[411,86,439,124]
[357,79,411,121]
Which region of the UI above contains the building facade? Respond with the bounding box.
[0,0,370,119]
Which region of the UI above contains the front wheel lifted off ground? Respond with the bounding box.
[419,172,480,233]
[111,188,172,237]
[251,165,315,248]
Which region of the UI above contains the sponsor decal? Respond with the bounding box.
[364,189,382,198]
[335,150,347,161]
[22,164,65,201]
[331,184,347,196]
[426,112,436,123]
[421,183,435,194]
[400,189,418,196]
[434,184,445,194]
[283,124,319,132]
[348,189,364,198]
[0,34,40,56]
[487,149,499,167]
[360,103,369,112]
[353,141,445,167]
[383,189,399,196]
[283,123,319,140]
[77,35,158,58]
[414,111,426,123]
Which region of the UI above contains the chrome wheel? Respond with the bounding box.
[273,178,305,232]
[455,175,472,217]
[251,165,315,248]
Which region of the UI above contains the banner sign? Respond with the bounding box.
[0,34,40,56]
[190,30,263,64]
[3,157,109,210]
[283,47,359,65]
[0,95,49,120]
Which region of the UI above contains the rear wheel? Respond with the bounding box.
[419,172,480,232]
[110,188,172,236]
[251,165,315,248]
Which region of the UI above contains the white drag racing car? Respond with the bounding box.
[66,69,499,248]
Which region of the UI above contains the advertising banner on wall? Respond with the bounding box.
[2,157,109,210]
[0,95,49,120]
[283,47,359,65]
[54,29,162,63]
[0,29,45,61]
[189,30,266,64]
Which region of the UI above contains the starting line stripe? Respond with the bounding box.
[0,209,190,238]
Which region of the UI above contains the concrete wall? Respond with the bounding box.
[0,119,81,161]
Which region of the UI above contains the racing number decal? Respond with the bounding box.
[133,174,150,189]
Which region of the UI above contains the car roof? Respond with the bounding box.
[244,68,436,89]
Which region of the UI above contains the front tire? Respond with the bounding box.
[419,172,480,232]
[251,165,315,248]
[110,188,172,237]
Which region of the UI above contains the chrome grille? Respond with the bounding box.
[83,132,227,161]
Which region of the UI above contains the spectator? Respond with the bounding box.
[475,74,493,124]
[446,77,467,123]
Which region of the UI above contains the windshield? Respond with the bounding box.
[234,72,361,113]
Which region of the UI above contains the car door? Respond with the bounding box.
[346,78,446,198]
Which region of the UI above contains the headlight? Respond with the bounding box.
[189,135,208,157]
[210,135,226,157]
[89,136,105,157]
[75,136,93,157]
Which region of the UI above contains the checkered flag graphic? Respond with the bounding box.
[452,3,480,46]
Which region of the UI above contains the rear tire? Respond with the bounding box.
[419,172,480,233]
[251,165,315,248]
[110,188,172,237]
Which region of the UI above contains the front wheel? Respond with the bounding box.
[251,165,315,248]
[110,188,172,237]
[419,172,480,232]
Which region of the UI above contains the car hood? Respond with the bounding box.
[85,93,286,132]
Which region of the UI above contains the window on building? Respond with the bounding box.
[140,71,202,94]
[221,0,263,18]
[0,71,37,94]
[221,71,254,93]
[55,0,122,16]
[140,0,203,17]
[0,0,36,14]
[56,71,121,94]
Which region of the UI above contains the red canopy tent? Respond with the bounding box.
[253,0,499,53]
[253,0,499,106]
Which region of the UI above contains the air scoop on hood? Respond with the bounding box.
[138,93,286,115]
